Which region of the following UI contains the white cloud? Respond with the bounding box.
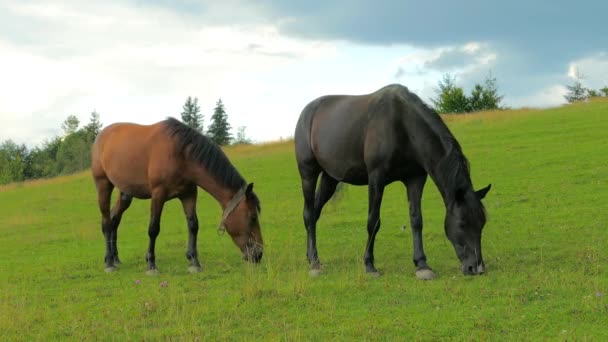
[567,53,608,89]
[507,85,568,108]
[0,1,337,146]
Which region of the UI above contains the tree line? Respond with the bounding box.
[431,69,608,114]
[180,97,252,145]
[0,112,102,185]
[0,98,252,185]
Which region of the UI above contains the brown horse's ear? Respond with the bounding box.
[246,182,254,195]
[475,184,491,200]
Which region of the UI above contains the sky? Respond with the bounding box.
[1,0,607,147]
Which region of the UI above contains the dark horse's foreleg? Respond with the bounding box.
[180,187,202,273]
[95,177,116,272]
[145,191,166,275]
[405,175,435,280]
[109,192,133,265]
[364,172,386,275]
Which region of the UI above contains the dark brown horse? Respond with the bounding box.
[91,118,263,274]
[295,84,490,279]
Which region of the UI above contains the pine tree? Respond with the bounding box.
[480,72,504,110]
[564,69,588,103]
[431,73,468,113]
[83,110,102,144]
[233,126,252,145]
[180,96,203,132]
[207,99,232,145]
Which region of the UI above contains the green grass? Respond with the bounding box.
[1,100,607,340]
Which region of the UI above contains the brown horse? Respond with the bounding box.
[91,118,263,274]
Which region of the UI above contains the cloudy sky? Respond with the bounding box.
[1,0,607,146]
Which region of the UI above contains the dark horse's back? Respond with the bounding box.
[295,84,449,185]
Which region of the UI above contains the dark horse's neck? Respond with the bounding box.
[427,139,473,207]
[405,113,473,207]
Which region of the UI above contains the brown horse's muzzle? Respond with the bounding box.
[243,248,263,263]
[243,242,263,263]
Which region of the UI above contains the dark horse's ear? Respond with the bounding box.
[245,182,254,195]
[475,184,491,200]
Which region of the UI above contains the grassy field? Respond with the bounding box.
[1,100,607,340]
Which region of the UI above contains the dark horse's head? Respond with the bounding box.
[222,183,264,263]
[444,184,491,275]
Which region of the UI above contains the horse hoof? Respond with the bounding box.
[188,266,202,273]
[415,269,436,280]
[104,266,117,273]
[309,269,322,277]
[146,269,159,276]
[367,271,381,278]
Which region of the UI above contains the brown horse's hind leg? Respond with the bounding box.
[180,187,202,273]
[94,176,116,272]
[109,192,133,265]
[145,190,166,275]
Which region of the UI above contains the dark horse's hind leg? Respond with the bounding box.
[94,177,116,272]
[180,188,202,273]
[311,172,339,264]
[405,175,435,280]
[145,190,166,275]
[109,192,133,265]
[301,170,321,270]
[300,166,340,273]
[364,171,386,275]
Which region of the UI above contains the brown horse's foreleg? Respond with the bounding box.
[145,191,166,275]
[109,192,133,265]
[180,188,201,273]
[95,177,116,272]
[364,172,385,275]
[405,175,435,280]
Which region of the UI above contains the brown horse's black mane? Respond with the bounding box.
[163,117,246,191]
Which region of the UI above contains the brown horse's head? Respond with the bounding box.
[221,183,263,263]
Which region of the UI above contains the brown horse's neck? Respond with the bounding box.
[190,163,238,209]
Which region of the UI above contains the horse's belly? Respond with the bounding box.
[319,159,368,185]
[119,185,151,199]
[106,175,151,199]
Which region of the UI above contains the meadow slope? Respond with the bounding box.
[1,100,607,340]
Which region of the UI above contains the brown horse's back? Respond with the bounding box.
[92,121,179,199]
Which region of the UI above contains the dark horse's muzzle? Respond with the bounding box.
[462,261,485,275]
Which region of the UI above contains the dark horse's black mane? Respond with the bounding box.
[435,137,472,199]
[397,85,485,220]
[397,86,474,202]
[163,118,260,211]
[427,116,485,222]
